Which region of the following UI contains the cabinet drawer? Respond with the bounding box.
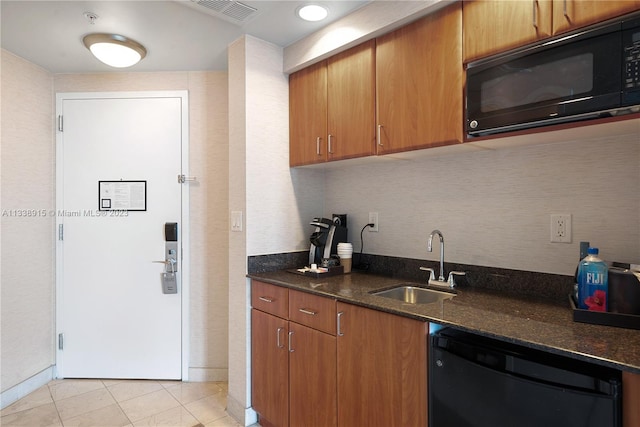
[251,281,288,318]
[289,289,336,335]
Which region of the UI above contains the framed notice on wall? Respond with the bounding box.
[98,180,147,211]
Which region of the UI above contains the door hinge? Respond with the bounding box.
[58,333,64,350]
[177,174,197,184]
[58,224,64,241]
[57,115,63,132]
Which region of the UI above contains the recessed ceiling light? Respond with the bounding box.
[297,4,329,22]
[83,33,147,68]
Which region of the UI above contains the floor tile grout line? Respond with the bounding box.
[47,381,68,426]
[118,384,183,424]
[101,379,136,427]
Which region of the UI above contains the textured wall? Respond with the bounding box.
[324,133,640,276]
[1,50,55,392]
[227,35,324,425]
[54,71,231,380]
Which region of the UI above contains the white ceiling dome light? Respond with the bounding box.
[296,4,329,22]
[83,33,147,68]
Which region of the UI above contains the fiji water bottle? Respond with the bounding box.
[577,248,608,312]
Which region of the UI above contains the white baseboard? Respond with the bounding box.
[187,367,228,382]
[226,393,258,426]
[1,366,54,410]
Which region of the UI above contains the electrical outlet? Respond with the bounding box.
[368,212,379,232]
[550,214,571,243]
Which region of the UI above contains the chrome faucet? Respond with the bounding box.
[421,229,466,289]
[427,230,445,281]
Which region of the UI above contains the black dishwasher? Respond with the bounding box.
[429,328,622,427]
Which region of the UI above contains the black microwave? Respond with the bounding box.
[466,13,640,137]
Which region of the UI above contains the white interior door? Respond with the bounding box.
[56,92,188,379]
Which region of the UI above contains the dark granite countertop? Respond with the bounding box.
[248,269,640,374]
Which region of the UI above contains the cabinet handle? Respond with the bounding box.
[337,311,344,336]
[298,308,317,316]
[563,0,569,19]
[328,134,334,154]
[288,331,294,352]
[316,137,322,156]
[258,296,274,303]
[377,125,383,147]
[276,327,285,348]
[532,0,538,29]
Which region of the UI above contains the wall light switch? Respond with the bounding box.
[231,211,243,232]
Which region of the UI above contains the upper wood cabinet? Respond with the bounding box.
[464,0,640,63]
[376,3,464,153]
[552,0,640,34]
[289,61,327,166]
[463,0,553,63]
[327,41,376,162]
[289,41,375,167]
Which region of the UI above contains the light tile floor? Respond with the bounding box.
[1,379,243,427]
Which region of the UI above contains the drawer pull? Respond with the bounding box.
[258,296,274,303]
[299,308,317,316]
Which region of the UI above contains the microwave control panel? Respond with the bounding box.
[623,29,640,90]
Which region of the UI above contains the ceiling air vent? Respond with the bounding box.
[190,0,258,23]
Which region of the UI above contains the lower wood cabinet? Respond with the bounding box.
[251,281,429,427]
[251,282,337,427]
[288,322,336,427]
[336,302,428,427]
[623,371,640,427]
[251,308,289,427]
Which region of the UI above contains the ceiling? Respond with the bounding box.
[0,0,370,73]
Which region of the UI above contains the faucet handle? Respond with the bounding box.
[420,266,435,281]
[447,271,466,288]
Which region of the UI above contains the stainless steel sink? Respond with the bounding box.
[372,285,455,304]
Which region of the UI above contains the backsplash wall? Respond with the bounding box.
[324,132,639,276]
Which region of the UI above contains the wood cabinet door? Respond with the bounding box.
[623,371,640,427]
[251,309,289,427]
[463,0,553,62]
[336,302,428,427]
[289,60,327,166]
[553,0,640,34]
[327,40,376,161]
[376,3,464,154]
[289,322,337,427]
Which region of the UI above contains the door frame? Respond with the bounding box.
[54,91,190,380]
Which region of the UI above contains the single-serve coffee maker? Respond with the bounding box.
[309,215,347,266]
